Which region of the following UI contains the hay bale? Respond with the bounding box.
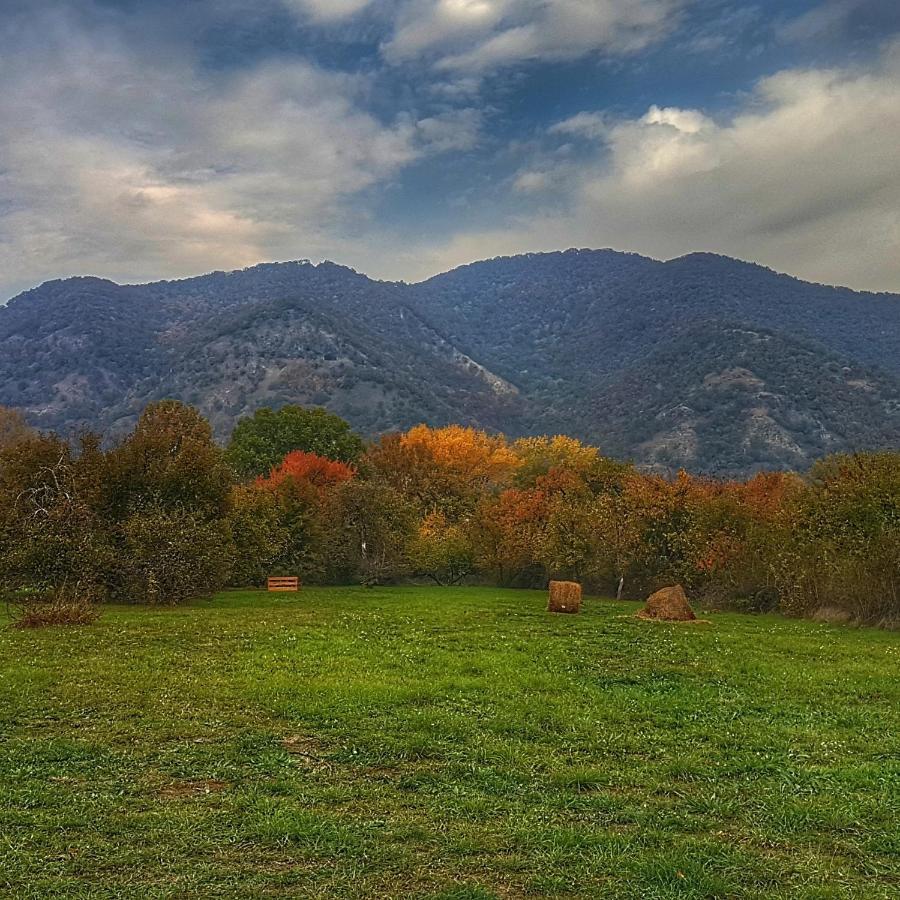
[637,585,696,622]
[548,580,582,614]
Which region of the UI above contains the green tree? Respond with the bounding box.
[104,400,233,520]
[339,480,416,586]
[227,485,289,588]
[121,509,232,605]
[226,406,365,479]
[776,452,900,622]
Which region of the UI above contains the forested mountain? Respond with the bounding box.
[2,249,898,475]
[409,250,900,473]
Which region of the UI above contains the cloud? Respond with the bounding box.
[780,0,900,44]
[383,0,683,71]
[410,41,900,292]
[0,6,474,298]
[549,111,609,139]
[281,0,373,22]
[512,170,552,192]
[412,107,482,151]
[3,1,900,298]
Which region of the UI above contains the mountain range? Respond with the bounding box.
[2,248,898,476]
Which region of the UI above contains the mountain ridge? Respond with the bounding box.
[2,249,898,476]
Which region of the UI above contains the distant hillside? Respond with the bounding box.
[2,250,898,475]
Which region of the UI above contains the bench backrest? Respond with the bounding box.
[267,576,300,592]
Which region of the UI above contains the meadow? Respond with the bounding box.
[1,587,898,899]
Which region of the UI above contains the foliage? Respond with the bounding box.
[104,400,233,519]
[0,402,233,606]
[338,479,416,586]
[226,405,364,479]
[257,450,355,491]
[0,405,34,450]
[511,435,599,487]
[473,487,549,586]
[774,453,900,623]
[408,511,475,586]
[0,398,897,622]
[0,432,116,601]
[227,485,289,588]
[120,509,233,605]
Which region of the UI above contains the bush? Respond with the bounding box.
[227,485,289,588]
[774,453,900,624]
[120,510,232,605]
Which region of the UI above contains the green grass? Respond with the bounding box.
[1,587,898,899]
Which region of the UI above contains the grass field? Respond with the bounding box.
[1,587,898,899]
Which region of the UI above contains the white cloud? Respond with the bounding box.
[383,0,683,70]
[281,0,373,22]
[549,111,609,139]
[409,42,900,292]
[412,107,482,151]
[513,170,552,192]
[640,104,712,133]
[0,8,466,298]
[3,2,900,298]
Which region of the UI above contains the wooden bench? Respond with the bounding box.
[267,576,300,593]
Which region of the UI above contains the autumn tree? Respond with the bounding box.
[103,401,235,603]
[473,487,550,586]
[226,405,364,479]
[257,450,355,491]
[511,435,599,487]
[393,425,519,515]
[0,406,34,451]
[408,511,475,586]
[252,450,357,583]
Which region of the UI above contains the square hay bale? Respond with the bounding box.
[548,580,582,614]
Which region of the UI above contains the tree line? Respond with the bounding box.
[1,403,897,625]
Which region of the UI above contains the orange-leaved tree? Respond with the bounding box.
[257,450,355,491]
[397,424,519,514]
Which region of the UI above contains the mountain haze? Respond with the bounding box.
[2,250,898,476]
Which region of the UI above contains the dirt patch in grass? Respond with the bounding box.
[281,734,334,773]
[159,779,229,799]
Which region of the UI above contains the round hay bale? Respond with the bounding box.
[637,585,696,622]
[548,580,582,614]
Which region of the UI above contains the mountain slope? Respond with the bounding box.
[1,250,898,475]
[0,262,525,439]
[407,249,900,473]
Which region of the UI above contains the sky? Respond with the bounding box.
[1,0,899,300]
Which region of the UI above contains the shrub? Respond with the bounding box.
[120,509,232,605]
[774,453,900,624]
